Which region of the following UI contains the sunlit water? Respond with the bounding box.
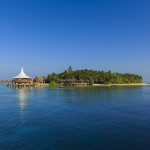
[0,85,150,150]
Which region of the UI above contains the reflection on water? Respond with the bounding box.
[17,88,31,108]
[16,88,33,121]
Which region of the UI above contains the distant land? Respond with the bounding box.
[1,67,149,87]
[0,80,10,84]
[46,67,143,85]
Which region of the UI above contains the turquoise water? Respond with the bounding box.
[0,85,150,150]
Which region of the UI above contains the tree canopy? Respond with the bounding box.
[46,67,143,85]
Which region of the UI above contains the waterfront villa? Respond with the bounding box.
[59,79,90,87]
[34,76,46,84]
[8,68,33,87]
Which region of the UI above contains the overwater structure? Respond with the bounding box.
[8,68,33,87]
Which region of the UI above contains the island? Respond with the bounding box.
[45,67,144,87]
[3,67,149,88]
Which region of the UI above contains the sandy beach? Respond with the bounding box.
[93,83,150,87]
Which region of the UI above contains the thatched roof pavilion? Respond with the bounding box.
[34,76,46,83]
[11,68,33,86]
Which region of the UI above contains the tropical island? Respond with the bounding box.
[44,67,144,87]
[4,67,148,88]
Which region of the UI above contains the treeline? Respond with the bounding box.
[46,67,143,85]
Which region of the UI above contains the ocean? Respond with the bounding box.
[0,85,150,150]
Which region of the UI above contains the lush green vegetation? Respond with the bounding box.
[49,81,57,88]
[46,67,143,85]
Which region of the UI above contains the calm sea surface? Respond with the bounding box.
[0,85,150,150]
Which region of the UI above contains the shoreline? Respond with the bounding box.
[93,83,150,87]
[1,82,150,88]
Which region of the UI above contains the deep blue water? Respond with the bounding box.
[0,85,150,150]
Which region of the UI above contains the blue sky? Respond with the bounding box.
[0,0,150,81]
